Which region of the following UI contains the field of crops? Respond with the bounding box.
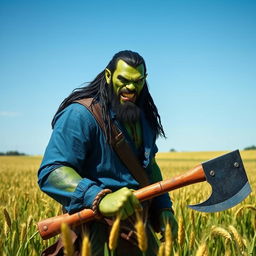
[0,150,255,256]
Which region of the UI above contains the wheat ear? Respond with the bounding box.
[177,216,185,246]
[211,226,232,241]
[81,234,91,256]
[235,204,256,218]
[3,208,12,228]
[165,222,172,256]
[135,210,148,252]
[195,241,208,256]
[189,230,195,251]
[228,225,244,252]
[108,213,121,250]
[157,243,165,256]
[61,222,74,256]
[20,223,27,242]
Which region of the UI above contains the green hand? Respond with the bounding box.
[98,187,142,220]
[159,210,178,239]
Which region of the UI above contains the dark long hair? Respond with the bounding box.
[52,50,166,141]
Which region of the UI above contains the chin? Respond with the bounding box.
[112,95,141,123]
[108,84,141,123]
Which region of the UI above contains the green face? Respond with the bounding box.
[105,59,147,104]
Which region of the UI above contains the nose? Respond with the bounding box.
[126,83,136,91]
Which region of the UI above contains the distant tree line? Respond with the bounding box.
[168,146,256,152]
[0,150,27,156]
[244,145,256,150]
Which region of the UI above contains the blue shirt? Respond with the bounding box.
[38,103,172,213]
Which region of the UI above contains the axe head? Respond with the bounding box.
[188,150,251,212]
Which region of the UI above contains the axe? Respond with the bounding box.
[37,150,251,240]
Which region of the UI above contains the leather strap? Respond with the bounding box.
[75,98,150,188]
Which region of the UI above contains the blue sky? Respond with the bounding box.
[0,0,255,155]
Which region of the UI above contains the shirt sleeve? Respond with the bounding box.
[38,103,103,213]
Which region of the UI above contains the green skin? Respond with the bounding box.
[48,59,178,237]
[105,59,146,104]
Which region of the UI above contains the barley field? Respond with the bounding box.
[0,151,255,256]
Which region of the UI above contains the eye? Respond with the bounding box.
[119,77,129,84]
[136,78,144,84]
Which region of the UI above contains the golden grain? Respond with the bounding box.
[0,151,255,255]
[157,243,165,256]
[3,208,12,228]
[27,215,33,229]
[211,226,232,241]
[81,234,91,256]
[177,216,185,246]
[228,225,244,252]
[189,230,195,251]
[164,222,172,256]
[235,204,256,218]
[189,210,195,228]
[135,211,148,252]
[195,242,208,256]
[20,223,27,241]
[108,213,121,250]
[61,222,74,256]
[4,221,9,236]
[225,249,232,256]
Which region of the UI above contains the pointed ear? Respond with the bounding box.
[105,68,112,85]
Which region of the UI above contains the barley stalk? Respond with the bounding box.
[164,222,172,256]
[81,234,91,256]
[3,208,12,228]
[157,243,165,256]
[135,211,148,252]
[177,216,185,246]
[13,201,18,220]
[235,204,256,218]
[228,225,244,252]
[1,151,255,255]
[225,249,232,256]
[61,222,74,256]
[27,215,33,227]
[11,230,17,250]
[20,223,27,242]
[4,221,9,236]
[211,226,232,241]
[108,213,121,250]
[189,230,195,250]
[189,210,195,228]
[195,241,208,256]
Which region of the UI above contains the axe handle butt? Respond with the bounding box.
[37,208,95,240]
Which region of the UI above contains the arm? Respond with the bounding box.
[38,104,103,213]
[38,103,140,216]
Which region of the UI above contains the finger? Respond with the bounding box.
[119,208,127,220]
[120,194,140,219]
[130,193,142,211]
[121,196,135,219]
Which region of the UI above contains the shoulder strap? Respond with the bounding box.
[75,98,150,187]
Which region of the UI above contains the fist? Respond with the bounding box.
[98,187,142,219]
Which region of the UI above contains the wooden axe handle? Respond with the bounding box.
[37,164,205,240]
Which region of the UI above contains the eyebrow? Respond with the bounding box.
[117,75,146,82]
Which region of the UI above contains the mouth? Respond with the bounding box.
[120,92,136,102]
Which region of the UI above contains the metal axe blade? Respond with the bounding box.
[188,150,252,212]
